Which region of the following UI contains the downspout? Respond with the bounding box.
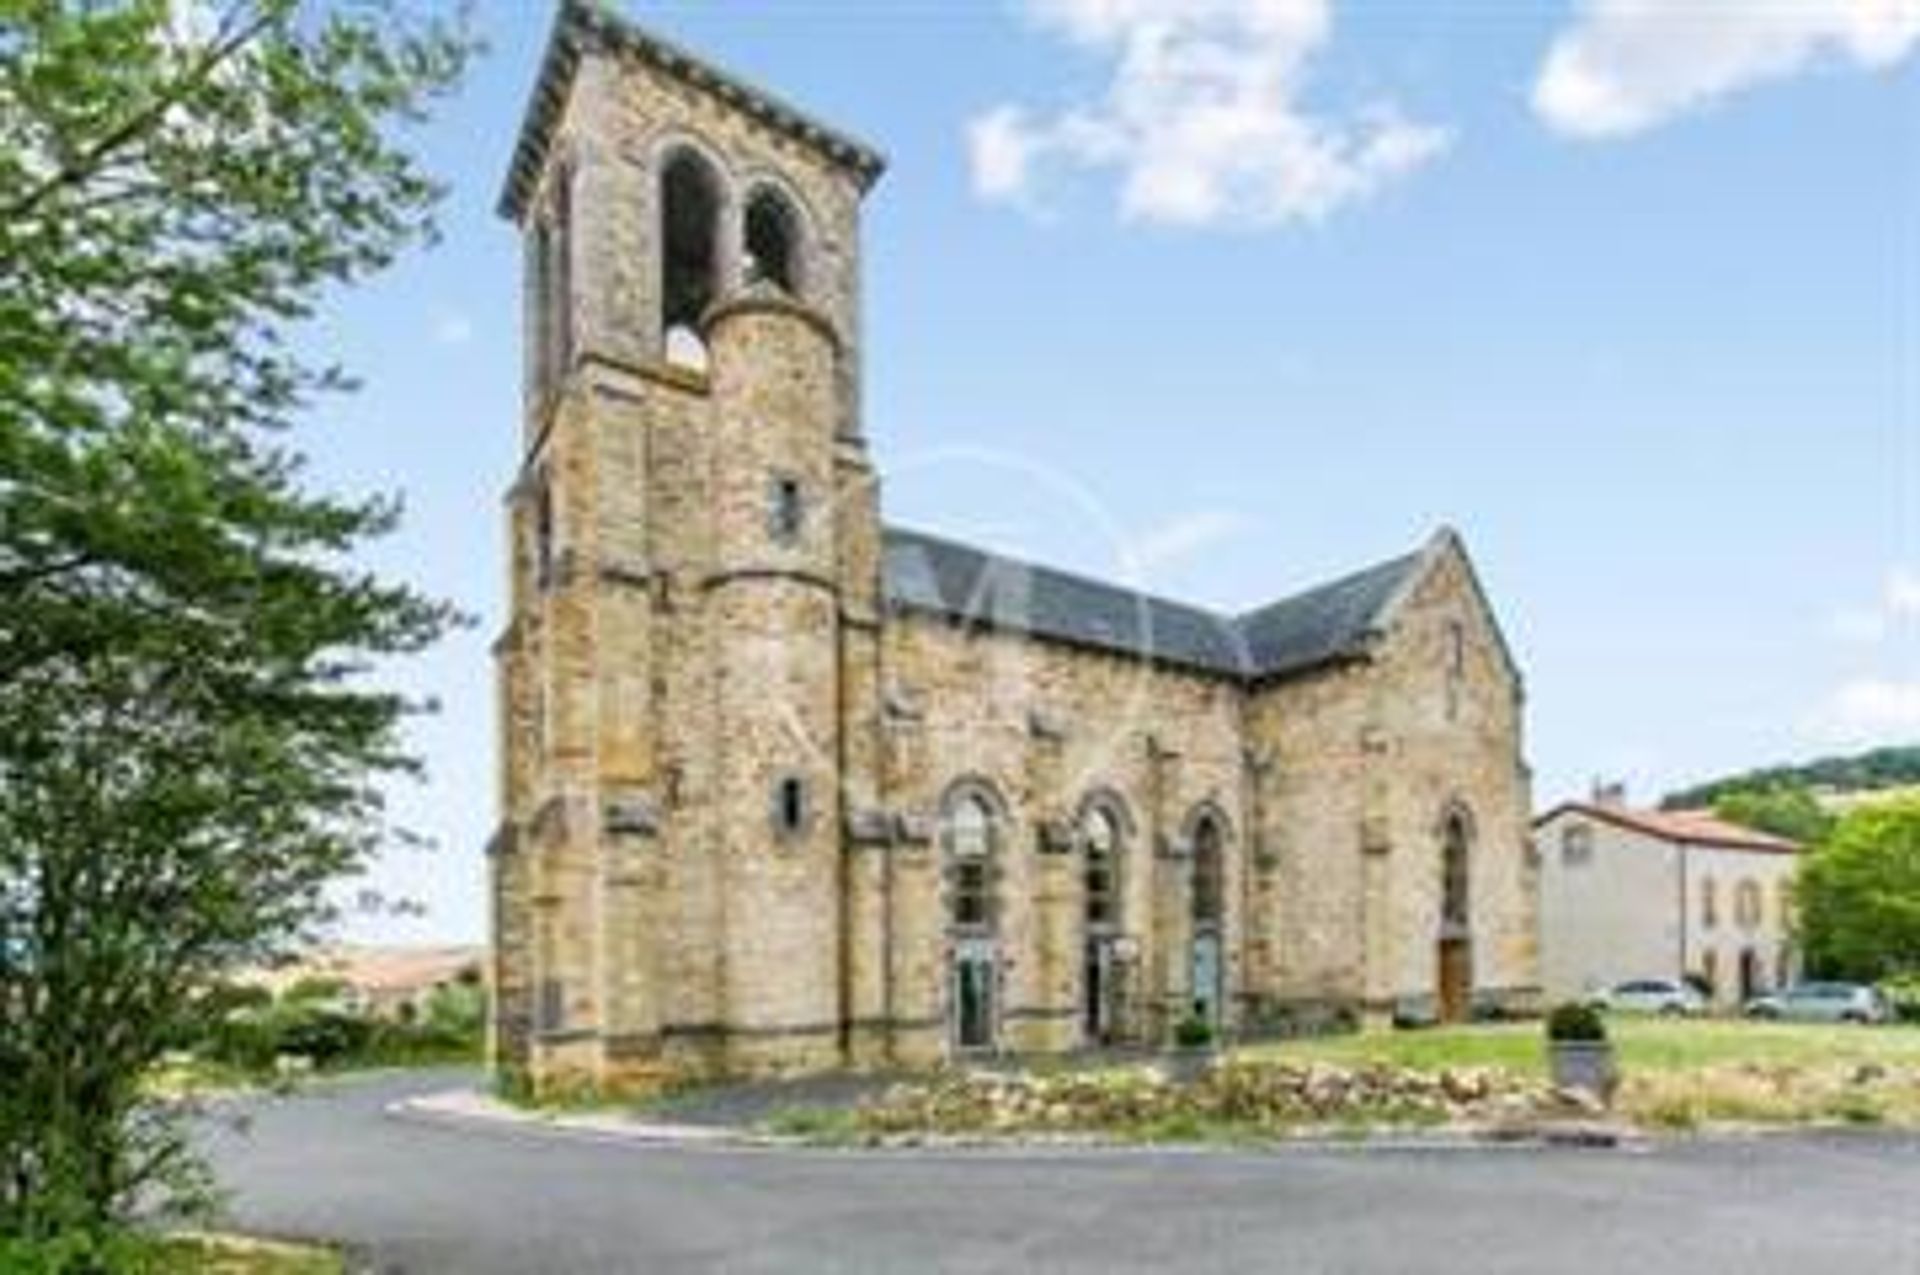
[1677,842,1689,985]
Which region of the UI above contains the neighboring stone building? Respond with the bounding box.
[1535,795,1800,1010]
[489,2,1539,1090]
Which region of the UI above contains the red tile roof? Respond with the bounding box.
[1535,803,1802,854]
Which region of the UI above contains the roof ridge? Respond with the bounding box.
[881,524,1229,625]
[1231,547,1428,627]
[882,523,1436,682]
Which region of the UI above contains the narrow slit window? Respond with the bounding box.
[769,475,804,543]
[773,776,808,838]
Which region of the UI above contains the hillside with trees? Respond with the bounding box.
[1663,745,1920,812]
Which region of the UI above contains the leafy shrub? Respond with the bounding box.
[1172,1016,1215,1049]
[1545,1002,1608,1043]
[1880,974,1920,1024]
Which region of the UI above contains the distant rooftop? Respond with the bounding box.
[1538,802,1802,854]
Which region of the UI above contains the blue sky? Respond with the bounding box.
[309,1,1918,943]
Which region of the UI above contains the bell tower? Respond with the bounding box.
[490,1,886,1090]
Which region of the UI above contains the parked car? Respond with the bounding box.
[1745,982,1889,1025]
[1590,979,1706,1017]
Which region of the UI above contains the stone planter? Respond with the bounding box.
[1548,1040,1617,1101]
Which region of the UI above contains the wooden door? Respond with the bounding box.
[1438,939,1473,1024]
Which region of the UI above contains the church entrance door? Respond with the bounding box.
[1437,939,1473,1024]
[952,943,997,1053]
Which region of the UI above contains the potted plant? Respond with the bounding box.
[1165,1015,1217,1084]
[1545,1002,1616,1101]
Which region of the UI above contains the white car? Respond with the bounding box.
[1591,979,1706,1017]
[1745,982,1889,1025]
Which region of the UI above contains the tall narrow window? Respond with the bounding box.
[744,187,801,294]
[1442,813,1471,930]
[1083,805,1122,930]
[550,163,574,379]
[947,791,997,931]
[1701,878,1719,929]
[1191,816,1224,929]
[661,150,722,367]
[533,477,556,591]
[527,220,553,398]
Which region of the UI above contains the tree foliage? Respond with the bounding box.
[1797,798,1920,983]
[1709,783,1835,846]
[0,0,473,1252]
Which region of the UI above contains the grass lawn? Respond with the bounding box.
[1238,1018,1920,1078]
[154,1233,342,1274]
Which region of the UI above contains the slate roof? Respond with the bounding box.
[500,2,886,222]
[881,526,1430,684]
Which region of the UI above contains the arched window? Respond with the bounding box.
[1441,812,1471,931]
[1082,803,1122,930]
[660,149,722,367]
[744,186,802,294]
[945,788,999,931]
[1191,815,1224,929]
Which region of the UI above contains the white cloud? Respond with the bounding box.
[1122,509,1252,574]
[1534,0,1920,139]
[967,0,1451,228]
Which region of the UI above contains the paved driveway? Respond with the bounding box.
[202,1070,1920,1274]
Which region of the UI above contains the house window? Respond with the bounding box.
[1448,619,1466,677]
[1735,879,1763,930]
[1701,878,1719,929]
[772,775,808,839]
[768,474,805,543]
[1083,804,1122,930]
[946,790,998,931]
[1561,824,1593,867]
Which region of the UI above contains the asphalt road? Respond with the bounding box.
[201,1069,1920,1274]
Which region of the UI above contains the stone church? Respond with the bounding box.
[490,2,1539,1091]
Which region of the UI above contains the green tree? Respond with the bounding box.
[1797,798,1920,982]
[0,0,474,1255]
[1711,783,1835,846]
